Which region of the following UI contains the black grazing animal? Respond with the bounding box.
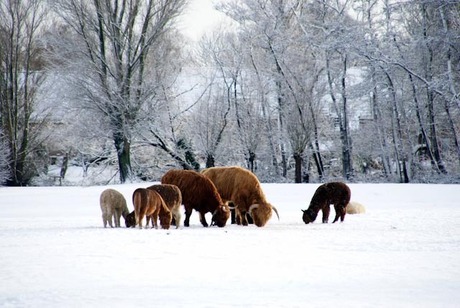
[302,182,351,224]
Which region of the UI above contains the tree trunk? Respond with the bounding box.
[439,5,460,166]
[326,54,353,180]
[373,83,391,177]
[273,51,288,178]
[443,98,460,168]
[309,97,324,180]
[206,154,215,168]
[294,152,302,183]
[385,70,409,183]
[422,3,447,174]
[262,100,279,176]
[247,151,256,173]
[60,152,70,179]
[309,143,324,181]
[114,133,132,183]
[340,55,353,180]
[427,90,447,174]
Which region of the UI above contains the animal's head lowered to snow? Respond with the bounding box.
[211,203,231,227]
[159,208,172,230]
[302,209,317,224]
[249,203,280,227]
[125,211,136,228]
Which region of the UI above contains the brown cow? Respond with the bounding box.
[161,169,230,228]
[201,166,279,227]
[302,182,351,224]
[147,184,182,229]
[132,188,172,229]
[99,188,130,228]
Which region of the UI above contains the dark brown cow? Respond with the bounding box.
[161,169,230,228]
[201,166,279,227]
[147,184,182,229]
[132,188,172,229]
[302,182,351,224]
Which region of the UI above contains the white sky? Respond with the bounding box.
[178,0,226,41]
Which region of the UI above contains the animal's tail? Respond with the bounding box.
[133,188,148,226]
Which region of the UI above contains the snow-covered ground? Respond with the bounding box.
[1,182,459,307]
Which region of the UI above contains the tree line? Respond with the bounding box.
[1,0,459,186]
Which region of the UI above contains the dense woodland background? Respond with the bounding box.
[1,0,459,186]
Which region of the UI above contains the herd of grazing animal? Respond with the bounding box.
[99,166,364,229]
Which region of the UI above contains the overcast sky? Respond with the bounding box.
[178,0,226,41]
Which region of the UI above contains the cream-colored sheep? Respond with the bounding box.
[99,189,130,228]
[346,201,366,214]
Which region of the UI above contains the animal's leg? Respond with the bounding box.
[236,209,248,226]
[107,209,114,228]
[340,205,347,222]
[241,211,249,226]
[322,205,330,223]
[246,212,254,224]
[146,215,151,228]
[152,213,159,229]
[102,213,108,228]
[184,206,192,227]
[199,211,209,227]
[134,211,139,227]
[114,209,121,227]
[333,204,346,223]
[235,211,242,225]
[231,207,236,224]
[340,211,346,222]
[173,210,181,229]
[332,204,340,223]
[341,202,348,221]
[138,210,145,229]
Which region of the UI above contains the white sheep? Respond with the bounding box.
[99,188,129,228]
[346,201,366,214]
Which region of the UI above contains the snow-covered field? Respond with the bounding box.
[1,182,459,307]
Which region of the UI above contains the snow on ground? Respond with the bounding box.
[0,183,459,307]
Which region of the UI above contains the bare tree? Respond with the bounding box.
[438,4,460,167]
[217,0,292,178]
[193,33,233,168]
[317,0,358,180]
[0,0,47,186]
[51,0,186,183]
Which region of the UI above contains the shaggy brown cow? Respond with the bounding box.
[161,169,230,228]
[302,182,351,224]
[99,189,130,228]
[147,184,182,229]
[201,166,279,227]
[132,188,172,229]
